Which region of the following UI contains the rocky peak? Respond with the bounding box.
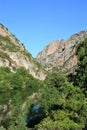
[0,23,46,80]
[68,30,87,41]
[36,30,87,73]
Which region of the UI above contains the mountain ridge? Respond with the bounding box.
[36,30,87,73]
[0,23,46,80]
[0,23,87,78]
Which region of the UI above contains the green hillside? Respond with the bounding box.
[0,39,87,130]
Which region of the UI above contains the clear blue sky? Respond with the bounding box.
[0,0,87,57]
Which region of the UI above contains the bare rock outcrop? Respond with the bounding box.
[36,30,87,73]
[0,24,46,80]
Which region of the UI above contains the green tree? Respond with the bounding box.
[36,73,87,130]
[10,73,23,89]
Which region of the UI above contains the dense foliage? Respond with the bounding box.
[0,38,87,130]
[34,73,87,130]
[0,67,41,129]
[68,38,87,95]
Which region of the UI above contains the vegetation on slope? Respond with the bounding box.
[0,35,20,52]
[0,33,46,79]
[68,38,87,95]
[0,38,87,130]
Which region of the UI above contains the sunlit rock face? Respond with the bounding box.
[36,30,87,74]
[0,23,46,80]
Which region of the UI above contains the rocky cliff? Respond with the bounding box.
[36,30,87,73]
[0,24,46,80]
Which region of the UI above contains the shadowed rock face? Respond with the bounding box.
[0,24,46,80]
[36,30,87,73]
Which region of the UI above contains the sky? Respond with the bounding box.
[0,0,87,57]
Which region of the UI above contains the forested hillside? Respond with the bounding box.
[0,38,87,130]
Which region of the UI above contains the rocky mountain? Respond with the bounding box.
[0,23,46,80]
[36,30,87,74]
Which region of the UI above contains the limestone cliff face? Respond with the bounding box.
[0,24,46,80]
[36,30,87,73]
